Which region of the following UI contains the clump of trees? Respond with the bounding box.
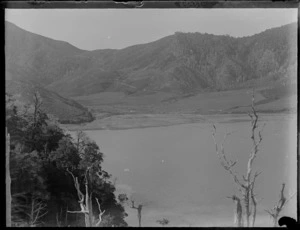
[130,200,144,227]
[6,92,128,227]
[117,192,151,227]
[156,218,170,227]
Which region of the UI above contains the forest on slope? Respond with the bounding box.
[6,93,128,227]
[6,21,296,98]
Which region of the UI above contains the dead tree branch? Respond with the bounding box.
[67,167,106,227]
[250,171,261,227]
[212,90,264,227]
[66,168,87,214]
[66,168,91,226]
[25,197,48,227]
[94,197,105,227]
[265,183,289,227]
[227,195,243,227]
[131,200,143,227]
[212,126,243,188]
[243,92,265,227]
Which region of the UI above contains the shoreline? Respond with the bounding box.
[60,111,296,132]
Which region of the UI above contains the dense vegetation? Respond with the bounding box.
[6,93,127,227]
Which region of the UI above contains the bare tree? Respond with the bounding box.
[56,212,62,227]
[94,198,106,226]
[6,127,12,227]
[56,206,68,227]
[66,168,105,227]
[131,200,144,227]
[26,196,48,227]
[212,91,265,227]
[28,91,44,151]
[265,183,296,227]
[11,192,27,226]
[227,195,243,227]
[11,193,47,227]
[74,131,89,157]
[32,92,43,128]
[117,194,150,227]
[30,92,43,140]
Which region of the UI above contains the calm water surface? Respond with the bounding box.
[71,114,297,227]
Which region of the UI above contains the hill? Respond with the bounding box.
[5,22,96,123]
[5,21,297,121]
[6,21,297,97]
[6,80,94,124]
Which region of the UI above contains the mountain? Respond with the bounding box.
[5,21,84,84]
[5,22,94,124]
[6,21,297,100]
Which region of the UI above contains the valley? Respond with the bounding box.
[5,21,297,127]
[5,12,297,227]
[63,87,296,131]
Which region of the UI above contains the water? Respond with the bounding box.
[72,114,297,227]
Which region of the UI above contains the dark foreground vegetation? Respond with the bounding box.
[6,93,128,227]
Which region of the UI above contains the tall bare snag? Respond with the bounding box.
[212,91,265,227]
[6,127,12,227]
[66,167,105,227]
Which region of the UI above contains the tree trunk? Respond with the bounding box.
[273,215,278,227]
[65,205,68,226]
[138,208,142,227]
[84,213,90,227]
[6,127,11,227]
[138,213,141,227]
[88,193,93,226]
[244,188,251,227]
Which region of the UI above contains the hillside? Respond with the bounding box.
[6,80,94,124]
[5,21,84,85]
[5,22,96,123]
[6,21,297,97]
[5,21,297,122]
[46,25,297,97]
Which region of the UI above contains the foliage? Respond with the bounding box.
[6,93,128,227]
[118,193,129,204]
[157,218,170,226]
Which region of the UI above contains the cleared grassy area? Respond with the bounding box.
[72,92,126,105]
[72,89,267,113]
[61,113,206,131]
[67,87,296,130]
[72,92,174,106]
[160,89,266,114]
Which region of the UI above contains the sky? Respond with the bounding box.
[5,9,297,51]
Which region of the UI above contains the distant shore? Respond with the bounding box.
[60,111,296,132]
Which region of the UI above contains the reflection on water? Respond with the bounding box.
[72,114,297,227]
